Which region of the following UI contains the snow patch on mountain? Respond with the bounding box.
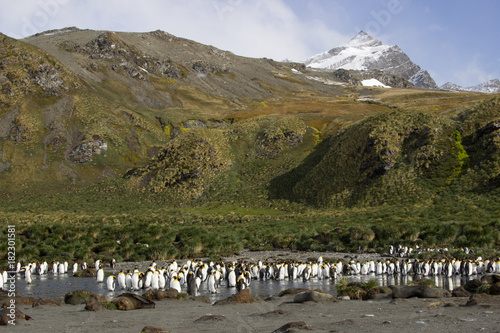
[362,79,391,88]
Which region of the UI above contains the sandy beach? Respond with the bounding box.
[5,292,500,333]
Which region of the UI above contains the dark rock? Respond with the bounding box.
[213,289,253,305]
[271,321,312,333]
[489,282,500,295]
[73,268,96,277]
[466,293,500,306]
[390,285,451,298]
[194,314,227,323]
[452,286,471,298]
[481,274,500,285]
[463,279,483,293]
[64,290,93,305]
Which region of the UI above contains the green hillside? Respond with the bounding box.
[0,29,499,263]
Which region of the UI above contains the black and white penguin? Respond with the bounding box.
[106,275,116,291]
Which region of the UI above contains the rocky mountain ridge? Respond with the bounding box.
[441,79,500,93]
[304,31,438,90]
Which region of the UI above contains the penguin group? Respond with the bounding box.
[6,258,114,286]
[5,251,500,295]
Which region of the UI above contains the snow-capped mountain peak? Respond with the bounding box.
[304,31,438,89]
[347,31,383,48]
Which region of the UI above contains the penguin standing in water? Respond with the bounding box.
[117,270,127,290]
[236,277,247,292]
[96,267,105,283]
[149,271,158,290]
[131,272,140,291]
[106,275,116,291]
[227,268,237,287]
[125,270,133,290]
[187,272,198,296]
[25,268,32,284]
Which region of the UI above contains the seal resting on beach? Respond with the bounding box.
[293,291,337,303]
[390,285,451,298]
[112,293,155,310]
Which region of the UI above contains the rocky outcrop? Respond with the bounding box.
[64,290,93,305]
[69,135,107,163]
[30,63,68,95]
[213,289,253,305]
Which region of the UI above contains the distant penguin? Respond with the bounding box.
[2,270,7,283]
[72,263,78,274]
[110,258,116,269]
[25,269,32,284]
[96,268,104,283]
[58,263,65,275]
[95,260,101,269]
[106,275,116,291]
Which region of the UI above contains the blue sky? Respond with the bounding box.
[1,0,498,86]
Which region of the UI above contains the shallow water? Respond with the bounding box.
[11,272,470,302]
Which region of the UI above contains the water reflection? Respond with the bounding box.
[12,272,471,302]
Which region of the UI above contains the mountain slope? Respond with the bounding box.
[441,79,500,93]
[304,31,438,89]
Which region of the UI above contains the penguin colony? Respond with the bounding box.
[7,251,500,295]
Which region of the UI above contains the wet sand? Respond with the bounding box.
[6,293,500,333]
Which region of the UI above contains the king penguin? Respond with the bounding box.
[106,275,116,291]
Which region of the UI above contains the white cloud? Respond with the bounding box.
[453,54,497,87]
[0,0,348,62]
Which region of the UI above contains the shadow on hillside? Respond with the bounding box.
[268,136,333,205]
